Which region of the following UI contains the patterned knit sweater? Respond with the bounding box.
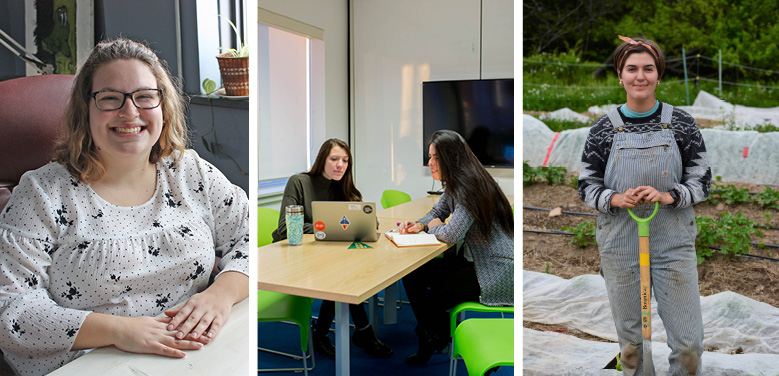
[578,103,712,214]
[419,192,514,306]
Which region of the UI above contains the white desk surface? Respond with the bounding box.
[49,298,250,376]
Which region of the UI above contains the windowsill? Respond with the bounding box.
[258,178,288,198]
[190,94,249,110]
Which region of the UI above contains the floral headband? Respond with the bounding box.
[616,35,659,73]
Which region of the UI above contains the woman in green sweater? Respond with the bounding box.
[271,138,392,359]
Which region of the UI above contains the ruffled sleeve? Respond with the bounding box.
[0,170,90,371]
[193,154,249,279]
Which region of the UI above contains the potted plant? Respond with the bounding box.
[216,15,249,96]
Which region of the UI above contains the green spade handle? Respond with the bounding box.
[627,201,659,236]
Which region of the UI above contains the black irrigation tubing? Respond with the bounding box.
[523,229,779,262]
[524,206,597,217]
[523,206,779,231]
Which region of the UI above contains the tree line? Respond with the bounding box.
[523,0,779,80]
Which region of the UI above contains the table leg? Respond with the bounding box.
[368,296,378,330]
[335,302,350,376]
[383,283,398,325]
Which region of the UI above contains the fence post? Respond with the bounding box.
[718,49,722,96]
[682,47,690,105]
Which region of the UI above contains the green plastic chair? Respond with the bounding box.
[258,291,314,374]
[451,318,514,376]
[380,189,412,210]
[449,302,514,376]
[258,207,280,247]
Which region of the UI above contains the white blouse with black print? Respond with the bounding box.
[0,150,249,375]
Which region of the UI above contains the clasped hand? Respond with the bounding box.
[163,289,234,345]
[611,186,673,208]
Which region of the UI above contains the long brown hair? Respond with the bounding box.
[430,130,513,239]
[306,139,362,201]
[53,37,188,184]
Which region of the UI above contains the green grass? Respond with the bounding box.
[523,52,779,113]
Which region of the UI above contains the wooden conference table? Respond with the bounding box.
[48,298,250,375]
[257,195,455,376]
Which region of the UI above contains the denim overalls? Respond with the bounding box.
[597,103,704,375]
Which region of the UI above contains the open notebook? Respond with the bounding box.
[384,231,441,247]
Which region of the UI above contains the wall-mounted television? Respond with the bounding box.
[422,79,514,168]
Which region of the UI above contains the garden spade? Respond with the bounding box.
[628,201,659,376]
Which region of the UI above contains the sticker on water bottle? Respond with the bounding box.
[316,231,326,240]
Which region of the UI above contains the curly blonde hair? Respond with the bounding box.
[54,37,189,184]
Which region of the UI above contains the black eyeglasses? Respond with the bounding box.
[91,89,163,111]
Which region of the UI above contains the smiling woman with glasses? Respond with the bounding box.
[0,38,249,375]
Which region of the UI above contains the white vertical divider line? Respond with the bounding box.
[306,37,312,170]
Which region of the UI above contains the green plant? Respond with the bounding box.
[695,213,764,264]
[753,123,779,133]
[538,166,567,185]
[562,222,596,247]
[709,183,751,205]
[568,174,579,189]
[543,262,552,274]
[754,186,779,210]
[218,15,248,57]
[199,78,247,175]
[523,160,539,186]
[764,212,773,228]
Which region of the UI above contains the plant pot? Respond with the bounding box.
[216,53,249,96]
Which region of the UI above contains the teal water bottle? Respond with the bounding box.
[286,205,304,246]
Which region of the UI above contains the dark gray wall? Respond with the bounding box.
[0,0,30,80]
[95,0,180,76]
[189,97,249,193]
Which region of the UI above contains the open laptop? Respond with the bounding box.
[311,201,380,242]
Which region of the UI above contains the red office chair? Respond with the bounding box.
[0,74,75,211]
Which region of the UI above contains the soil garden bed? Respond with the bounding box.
[522,181,779,343]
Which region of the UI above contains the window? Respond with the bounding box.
[196,0,248,94]
[258,10,324,182]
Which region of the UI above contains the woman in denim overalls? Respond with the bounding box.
[578,36,712,375]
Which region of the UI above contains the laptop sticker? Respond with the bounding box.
[363,205,373,214]
[349,204,361,210]
[316,231,326,240]
[340,215,350,230]
[315,221,325,231]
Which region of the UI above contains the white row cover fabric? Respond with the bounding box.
[540,108,592,123]
[523,327,779,375]
[524,270,779,355]
[588,90,779,129]
[522,115,779,186]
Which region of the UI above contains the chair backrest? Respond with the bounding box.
[452,318,514,375]
[450,301,514,337]
[258,207,280,247]
[0,75,75,210]
[380,189,411,209]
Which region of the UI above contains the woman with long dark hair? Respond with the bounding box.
[271,138,392,359]
[399,129,514,365]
